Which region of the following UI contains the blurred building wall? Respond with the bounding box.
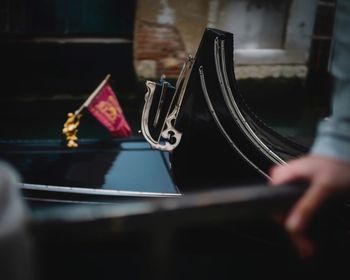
[134,0,318,80]
[134,0,209,79]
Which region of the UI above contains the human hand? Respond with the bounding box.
[269,155,350,259]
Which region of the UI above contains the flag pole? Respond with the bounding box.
[74,74,111,115]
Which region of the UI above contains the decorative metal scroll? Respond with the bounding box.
[141,56,194,151]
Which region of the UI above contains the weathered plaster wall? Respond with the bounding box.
[134,0,316,80]
[136,0,209,55]
[134,0,209,79]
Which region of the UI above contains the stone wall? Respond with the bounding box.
[134,0,209,79]
[134,0,318,80]
[134,21,187,79]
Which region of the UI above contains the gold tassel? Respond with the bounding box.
[62,112,82,148]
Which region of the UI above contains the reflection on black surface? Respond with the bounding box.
[103,150,175,192]
[0,140,178,194]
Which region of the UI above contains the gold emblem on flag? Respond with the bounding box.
[95,95,120,123]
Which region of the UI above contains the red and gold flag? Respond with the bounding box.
[62,74,132,148]
[87,82,132,138]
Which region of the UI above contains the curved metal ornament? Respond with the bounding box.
[141,56,194,152]
[141,81,182,151]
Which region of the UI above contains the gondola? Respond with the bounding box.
[2,28,349,280]
[141,28,310,190]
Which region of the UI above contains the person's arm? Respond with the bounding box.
[269,0,350,259]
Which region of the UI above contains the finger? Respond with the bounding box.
[285,182,331,234]
[269,162,308,185]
